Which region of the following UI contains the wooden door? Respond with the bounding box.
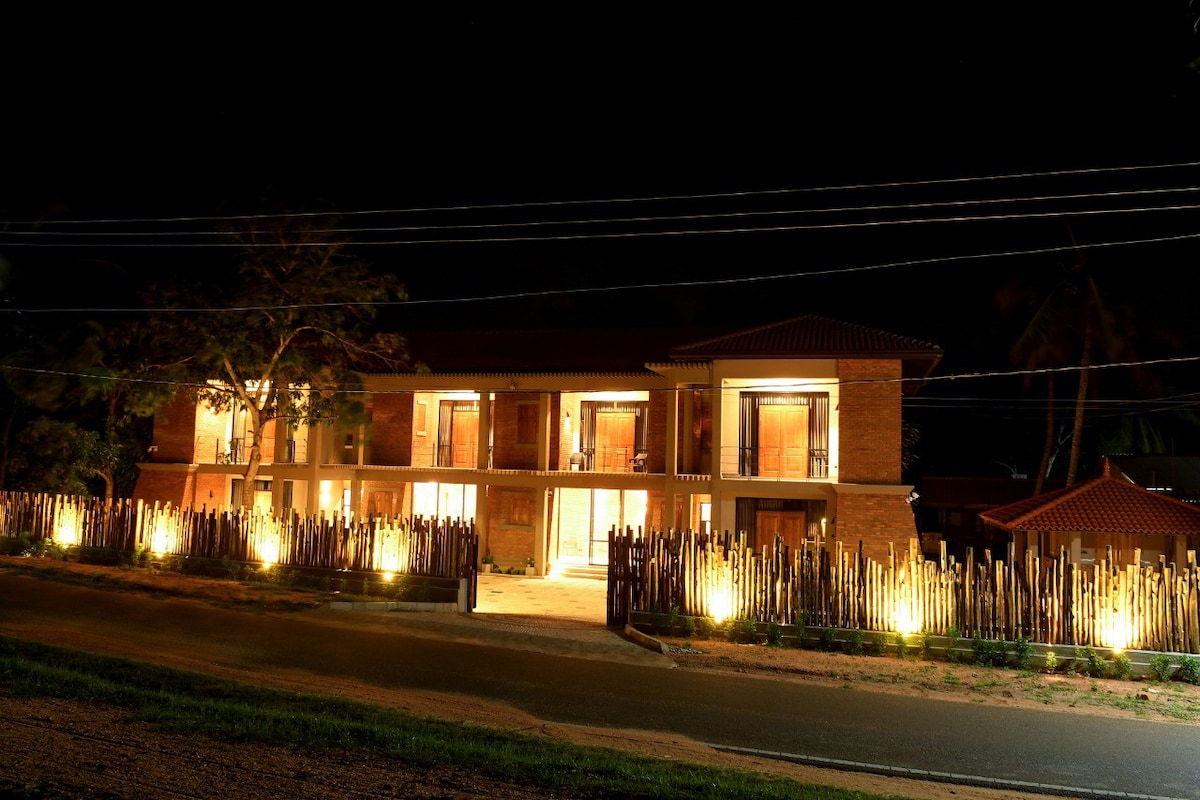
[756,510,807,553]
[757,404,808,478]
[451,409,479,467]
[596,412,636,471]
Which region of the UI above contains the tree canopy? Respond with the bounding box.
[150,214,410,505]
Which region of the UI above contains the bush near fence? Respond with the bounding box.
[0,491,478,585]
[608,526,1200,654]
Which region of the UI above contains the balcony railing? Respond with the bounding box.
[195,437,310,466]
[735,446,829,479]
[577,446,646,473]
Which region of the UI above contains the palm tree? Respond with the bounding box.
[996,234,1130,489]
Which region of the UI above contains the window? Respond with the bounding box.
[738,393,829,478]
[505,492,535,526]
[416,402,428,436]
[517,403,538,444]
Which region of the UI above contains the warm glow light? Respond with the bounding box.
[710,593,733,624]
[382,571,395,582]
[149,518,177,558]
[1100,617,1132,653]
[708,572,735,623]
[892,606,919,636]
[255,526,281,566]
[53,506,81,547]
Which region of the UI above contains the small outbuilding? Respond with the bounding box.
[979,457,1200,568]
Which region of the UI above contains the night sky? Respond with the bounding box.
[4,6,1200,476]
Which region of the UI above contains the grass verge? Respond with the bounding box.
[0,635,906,800]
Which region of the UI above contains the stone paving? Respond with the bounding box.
[474,573,607,623]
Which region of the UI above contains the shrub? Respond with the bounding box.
[794,611,808,649]
[695,617,716,640]
[666,605,681,636]
[870,633,886,657]
[972,634,1007,667]
[894,633,909,659]
[682,616,698,638]
[1149,653,1175,682]
[847,628,865,656]
[1074,645,1107,678]
[0,533,32,556]
[1013,636,1034,671]
[919,631,934,660]
[650,603,667,635]
[727,617,758,644]
[766,621,784,647]
[1110,653,1133,681]
[946,625,962,663]
[21,537,66,560]
[818,627,836,652]
[1044,649,1058,673]
[1176,655,1200,685]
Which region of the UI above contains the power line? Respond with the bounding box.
[5,354,1199,395]
[5,201,1200,248]
[10,229,1200,315]
[6,183,1200,240]
[7,159,1200,228]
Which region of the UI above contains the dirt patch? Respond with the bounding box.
[4,556,1197,799]
[659,635,1200,725]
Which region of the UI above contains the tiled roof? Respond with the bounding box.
[400,316,943,376]
[670,315,943,361]
[978,474,1200,535]
[670,315,942,387]
[403,325,732,374]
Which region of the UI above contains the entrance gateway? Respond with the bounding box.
[553,487,648,569]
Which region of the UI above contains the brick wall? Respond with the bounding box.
[645,390,667,474]
[367,393,413,466]
[150,396,198,463]
[194,473,227,508]
[837,359,902,485]
[484,485,537,569]
[492,393,538,470]
[833,491,919,563]
[132,468,194,507]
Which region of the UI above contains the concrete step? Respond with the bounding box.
[556,563,608,581]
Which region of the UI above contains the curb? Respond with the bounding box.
[327,600,459,613]
[622,624,669,654]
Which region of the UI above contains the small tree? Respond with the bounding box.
[153,214,410,507]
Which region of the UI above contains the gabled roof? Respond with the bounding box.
[669,315,942,382]
[398,316,943,377]
[978,461,1200,536]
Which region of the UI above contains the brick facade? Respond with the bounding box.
[366,392,413,466]
[836,359,902,485]
[131,468,193,507]
[150,396,198,463]
[833,490,919,563]
[492,393,538,470]
[484,485,537,569]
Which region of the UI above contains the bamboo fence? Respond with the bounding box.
[609,526,1200,653]
[0,491,477,581]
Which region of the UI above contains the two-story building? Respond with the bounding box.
[132,316,942,572]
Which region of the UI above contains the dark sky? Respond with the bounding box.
[4,6,1200,475]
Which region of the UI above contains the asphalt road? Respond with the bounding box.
[2,572,1198,800]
